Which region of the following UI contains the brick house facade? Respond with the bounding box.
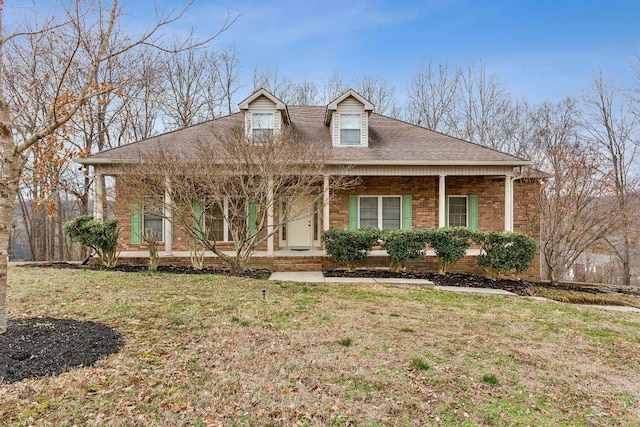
[80,88,541,279]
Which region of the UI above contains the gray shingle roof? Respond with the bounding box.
[81,106,528,166]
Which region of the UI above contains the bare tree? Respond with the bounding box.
[0,0,239,333]
[322,70,345,104]
[252,66,294,103]
[406,61,461,133]
[452,62,518,152]
[210,46,241,116]
[120,126,355,273]
[525,99,618,284]
[289,79,320,105]
[582,71,640,286]
[353,76,398,116]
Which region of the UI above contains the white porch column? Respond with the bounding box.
[164,176,173,255]
[438,175,446,228]
[93,168,105,220]
[267,176,275,255]
[504,174,513,232]
[323,175,330,232]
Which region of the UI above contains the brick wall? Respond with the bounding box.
[115,175,542,279]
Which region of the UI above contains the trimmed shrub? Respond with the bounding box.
[472,231,537,278]
[322,228,382,272]
[426,227,472,274]
[382,229,429,272]
[64,215,120,267]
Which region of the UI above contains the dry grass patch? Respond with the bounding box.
[0,265,639,426]
[530,286,640,309]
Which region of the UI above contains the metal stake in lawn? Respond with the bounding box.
[261,288,266,300]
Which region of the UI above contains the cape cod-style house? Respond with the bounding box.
[78,88,540,278]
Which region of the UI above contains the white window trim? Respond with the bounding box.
[447,195,468,228]
[358,195,402,229]
[339,113,362,146]
[143,197,164,243]
[202,198,231,242]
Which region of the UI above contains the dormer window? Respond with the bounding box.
[340,114,361,145]
[325,89,374,148]
[252,113,274,142]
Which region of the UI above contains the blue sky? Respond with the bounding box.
[8,0,639,105]
[169,0,639,104]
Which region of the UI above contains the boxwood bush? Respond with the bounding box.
[472,231,537,278]
[382,229,429,272]
[322,228,382,272]
[425,227,472,274]
[63,215,120,267]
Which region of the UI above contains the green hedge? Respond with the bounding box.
[322,228,382,272]
[472,231,538,278]
[426,227,472,274]
[323,227,537,277]
[382,229,429,272]
[64,215,120,267]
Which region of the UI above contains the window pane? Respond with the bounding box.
[449,197,467,228]
[340,114,360,128]
[359,197,378,228]
[252,128,273,140]
[205,203,225,241]
[143,202,163,241]
[382,197,401,229]
[340,129,360,144]
[253,113,274,129]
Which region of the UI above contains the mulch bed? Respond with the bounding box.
[0,318,123,384]
[322,269,607,296]
[18,261,271,280]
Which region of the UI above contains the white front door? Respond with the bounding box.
[287,197,314,247]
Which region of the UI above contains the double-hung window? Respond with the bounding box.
[143,198,164,242]
[252,113,274,142]
[359,196,401,229]
[340,114,361,145]
[204,202,225,242]
[448,196,468,228]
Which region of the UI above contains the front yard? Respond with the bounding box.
[1,265,639,426]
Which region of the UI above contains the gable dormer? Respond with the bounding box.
[325,89,374,147]
[238,88,290,142]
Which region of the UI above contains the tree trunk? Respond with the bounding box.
[0,121,23,333]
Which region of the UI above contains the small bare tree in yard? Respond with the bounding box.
[142,228,161,271]
[120,126,355,273]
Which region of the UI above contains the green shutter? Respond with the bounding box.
[248,200,257,234]
[469,195,478,231]
[348,195,358,229]
[402,195,412,230]
[193,199,203,239]
[131,203,141,244]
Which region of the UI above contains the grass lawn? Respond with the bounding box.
[1,265,639,426]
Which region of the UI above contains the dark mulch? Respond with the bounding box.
[322,269,608,296]
[18,261,271,280]
[0,318,123,384]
